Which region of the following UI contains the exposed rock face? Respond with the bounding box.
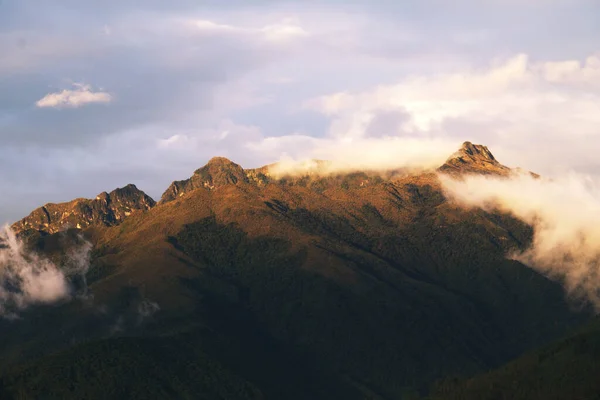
[12,184,155,236]
[160,157,250,203]
[438,141,512,176]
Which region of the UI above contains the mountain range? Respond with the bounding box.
[0,142,595,399]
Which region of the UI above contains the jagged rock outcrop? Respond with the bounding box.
[12,184,155,236]
[438,141,512,176]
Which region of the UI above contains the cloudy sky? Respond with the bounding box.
[0,0,599,223]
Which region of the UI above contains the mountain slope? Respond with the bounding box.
[0,141,591,399]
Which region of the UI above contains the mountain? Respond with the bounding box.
[11,184,155,237]
[0,142,591,399]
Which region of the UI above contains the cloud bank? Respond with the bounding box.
[441,172,600,310]
[255,136,460,177]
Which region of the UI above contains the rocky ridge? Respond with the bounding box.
[13,141,518,235]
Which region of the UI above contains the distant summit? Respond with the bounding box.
[438,141,511,176]
[12,184,155,237]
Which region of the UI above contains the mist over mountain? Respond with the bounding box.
[0,142,596,399]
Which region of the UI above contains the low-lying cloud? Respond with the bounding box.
[440,171,600,309]
[252,136,460,177]
[0,226,92,318]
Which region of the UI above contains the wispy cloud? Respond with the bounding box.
[0,226,92,318]
[192,17,309,43]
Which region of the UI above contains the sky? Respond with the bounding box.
[0,0,599,223]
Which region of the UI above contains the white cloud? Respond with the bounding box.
[36,83,112,109]
[192,17,309,43]
[536,55,600,85]
[158,134,186,148]
[441,172,600,309]
[261,20,309,42]
[156,120,263,151]
[194,19,238,33]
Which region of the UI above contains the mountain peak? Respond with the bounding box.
[205,156,236,168]
[194,157,244,175]
[457,141,497,161]
[160,157,249,203]
[438,141,510,176]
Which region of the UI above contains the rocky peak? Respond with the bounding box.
[160,157,249,203]
[96,192,110,202]
[438,141,511,176]
[204,156,238,168]
[12,184,156,237]
[194,157,247,186]
[109,184,155,209]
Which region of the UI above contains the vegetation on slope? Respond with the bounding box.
[427,319,600,400]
